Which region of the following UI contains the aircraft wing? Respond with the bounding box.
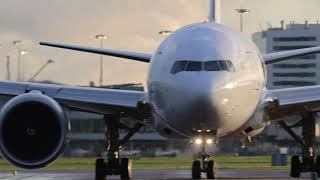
[0,81,148,118]
[40,42,152,63]
[266,86,320,120]
[263,46,320,64]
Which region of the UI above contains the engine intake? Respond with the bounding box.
[0,92,70,169]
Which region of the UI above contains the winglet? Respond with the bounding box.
[40,42,152,63]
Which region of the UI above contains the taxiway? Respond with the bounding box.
[1,169,315,180]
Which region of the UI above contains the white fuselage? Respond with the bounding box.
[147,23,266,138]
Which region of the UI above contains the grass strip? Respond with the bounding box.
[0,156,290,171]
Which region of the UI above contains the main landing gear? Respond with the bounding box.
[191,130,218,179]
[95,115,143,180]
[279,113,320,178]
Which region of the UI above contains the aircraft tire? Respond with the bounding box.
[315,156,320,177]
[192,160,201,179]
[206,160,216,179]
[120,158,132,180]
[95,158,106,180]
[290,156,301,178]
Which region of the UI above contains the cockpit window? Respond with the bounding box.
[186,61,202,71]
[171,61,188,74]
[204,61,220,71]
[218,61,229,71]
[225,61,235,72]
[205,60,235,72]
[171,60,235,74]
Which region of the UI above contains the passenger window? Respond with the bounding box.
[204,61,220,71]
[186,61,202,71]
[171,61,188,74]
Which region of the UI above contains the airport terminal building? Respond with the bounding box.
[264,21,320,89]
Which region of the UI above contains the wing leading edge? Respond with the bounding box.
[266,86,320,120]
[263,46,320,64]
[0,81,147,116]
[40,42,152,63]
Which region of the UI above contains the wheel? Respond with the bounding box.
[192,160,201,179]
[120,158,133,180]
[95,158,106,180]
[290,156,301,178]
[206,160,217,179]
[315,156,320,177]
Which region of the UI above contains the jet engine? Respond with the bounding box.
[0,91,70,169]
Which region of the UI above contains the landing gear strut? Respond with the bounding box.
[95,115,143,180]
[279,113,320,178]
[191,130,217,179]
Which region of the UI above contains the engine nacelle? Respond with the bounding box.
[0,91,70,169]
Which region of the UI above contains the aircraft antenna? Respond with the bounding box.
[208,0,221,23]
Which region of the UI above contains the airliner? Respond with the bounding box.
[0,0,319,179]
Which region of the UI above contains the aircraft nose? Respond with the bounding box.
[190,87,225,129]
[187,91,221,129]
[166,73,228,132]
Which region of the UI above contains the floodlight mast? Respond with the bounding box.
[208,0,221,23]
[235,8,250,32]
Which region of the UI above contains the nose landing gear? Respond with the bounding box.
[191,130,218,179]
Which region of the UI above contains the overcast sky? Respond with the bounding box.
[0,0,319,86]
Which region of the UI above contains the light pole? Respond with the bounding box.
[0,43,9,80]
[28,59,55,82]
[235,8,250,32]
[13,40,23,81]
[17,50,28,81]
[6,56,10,80]
[95,34,107,87]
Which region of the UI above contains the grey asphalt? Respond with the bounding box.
[0,169,316,180]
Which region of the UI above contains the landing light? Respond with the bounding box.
[195,138,202,145]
